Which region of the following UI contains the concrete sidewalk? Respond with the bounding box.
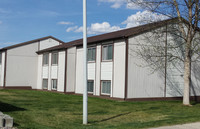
[149,122,200,129]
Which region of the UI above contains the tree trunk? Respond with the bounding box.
[183,40,191,105]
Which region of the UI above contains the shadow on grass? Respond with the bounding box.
[0,101,26,112]
[89,112,131,124]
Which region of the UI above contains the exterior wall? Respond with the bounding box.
[66,47,76,92]
[95,45,101,96]
[127,35,165,98]
[48,53,52,90]
[0,52,5,86]
[88,63,96,95]
[37,55,43,89]
[39,38,60,50]
[6,43,39,89]
[113,40,126,98]
[75,48,83,94]
[57,51,65,92]
[40,51,65,92]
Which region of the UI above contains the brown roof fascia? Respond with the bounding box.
[0,36,65,52]
[37,17,182,54]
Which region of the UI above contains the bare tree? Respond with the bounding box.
[128,0,200,105]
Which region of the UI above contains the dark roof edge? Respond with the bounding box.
[0,36,65,51]
[37,17,184,54]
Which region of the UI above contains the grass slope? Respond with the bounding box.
[0,89,200,129]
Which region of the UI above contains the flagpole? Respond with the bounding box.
[83,0,88,125]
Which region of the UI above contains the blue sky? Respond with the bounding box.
[0,0,167,48]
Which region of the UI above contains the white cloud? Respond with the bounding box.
[66,11,168,35]
[122,10,169,28]
[66,26,78,32]
[66,22,121,35]
[98,0,140,9]
[0,21,2,24]
[58,21,74,25]
[98,0,125,9]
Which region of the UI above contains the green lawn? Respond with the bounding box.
[0,89,200,129]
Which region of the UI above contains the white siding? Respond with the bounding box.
[113,40,126,98]
[39,38,60,50]
[42,66,49,78]
[57,51,65,92]
[48,53,52,90]
[128,36,165,98]
[88,63,95,79]
[0,52,5,86]
[37,55,43,89]
[66,47,76,92]
[191,62,200,96]
[101,62,113,97]
[95,45,101,96]
[75,48,83,94]
[6,43,38,89]
[51,66,58,79]
[101,62,113,80]
[88,63,95,95]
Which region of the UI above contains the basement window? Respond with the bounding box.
[102,44,113,61]
[87,80,94,93]
[51,79,57,90]
[88,47,96,62]
[42,79,48,89]
[43,53,49,65]
[52,52,58,65]
[101,80,111,95]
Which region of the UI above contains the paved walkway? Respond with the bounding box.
[149,122,200,129]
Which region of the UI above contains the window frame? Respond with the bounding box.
[87,46,96,63]
[42,79,48,90]
[87,80,94,93]
[101,80,111,96]
[101,44,113,62]
[43,53,49,66]
[51,52,58,66]
[51,79,58,90]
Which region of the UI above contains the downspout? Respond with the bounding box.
[124,37,129,100]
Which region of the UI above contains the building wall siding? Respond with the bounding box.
[6,43,38,89]
[57,51,65,92]
[127,35,165,98]
[39,38,60,50]
[0,52,5,86]
[113,40,126,98]
[95,45,101,96]
[37,55,43,89]
[51,66,58,79]
[75,48,83,94]
[66,47,76,92]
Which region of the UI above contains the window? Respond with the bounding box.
[102,44,113,61]
[42,79,48,89]
[43,53,49,65]
[87,80,94,93]
[52,52,58,65]
[51,79,57,90]
[0,53,2,64]
[101,80,111,95]
[88,47,96,62]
